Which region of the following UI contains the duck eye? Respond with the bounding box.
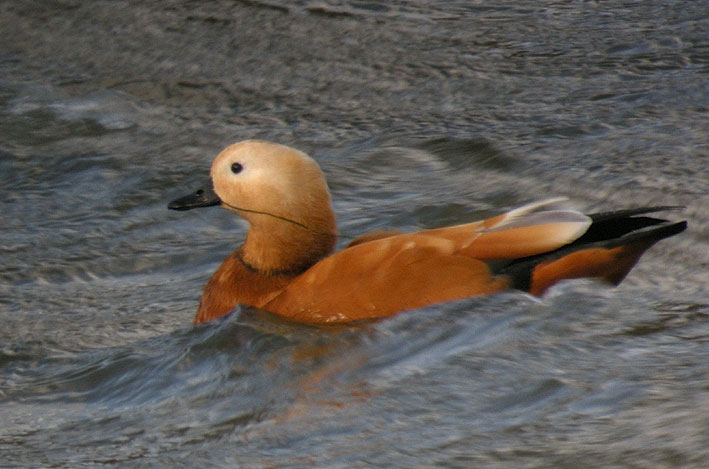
[231,162,243,174]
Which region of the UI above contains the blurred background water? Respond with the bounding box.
[1,1,708,467]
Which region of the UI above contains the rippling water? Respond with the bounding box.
[1,1,708,467]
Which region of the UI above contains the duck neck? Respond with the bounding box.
[240,215,337,276]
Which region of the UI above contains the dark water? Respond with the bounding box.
[1,1,708,467]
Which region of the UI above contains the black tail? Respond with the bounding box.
[495,207,687,292]
[573,206,685,245]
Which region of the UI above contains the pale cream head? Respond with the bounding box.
[209,140,337,237]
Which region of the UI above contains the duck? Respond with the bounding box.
[168,140,687,325]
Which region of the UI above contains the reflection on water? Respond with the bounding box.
[1,0,708,466]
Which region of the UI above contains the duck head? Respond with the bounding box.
[169,140,337,273]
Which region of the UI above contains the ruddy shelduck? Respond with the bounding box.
[169,140,686,324]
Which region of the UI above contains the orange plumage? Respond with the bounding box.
[168,140,686,324]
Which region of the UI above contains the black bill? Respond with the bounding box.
[168,178,221,211]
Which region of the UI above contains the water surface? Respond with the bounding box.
[1,1,708,467]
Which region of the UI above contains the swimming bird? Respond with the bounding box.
[168,140,687,324]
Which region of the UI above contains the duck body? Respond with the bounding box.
[169,140,687,324]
